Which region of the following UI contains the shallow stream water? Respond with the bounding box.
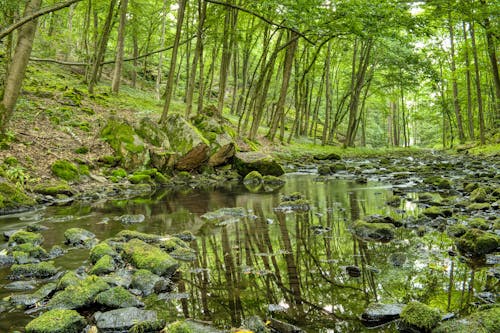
[0,172,494,332]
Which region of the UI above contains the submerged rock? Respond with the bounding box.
[361,303,405,327]
[63,228,96,248]
[25,309,86,333]
[234,152,285,176]
[352,220,395,242]
[93,307,157,332]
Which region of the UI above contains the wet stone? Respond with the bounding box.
[361,303,405,327]
[93,307,157,332]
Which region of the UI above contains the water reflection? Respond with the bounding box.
[0,174,494,332]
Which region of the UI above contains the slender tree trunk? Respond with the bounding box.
[88,0,117,94]
[0,0,42,133]
[159,0,187,123]
[217,2,236,114]
[155,0,169,100]
[186,0,206,117]
[322,41,332,145]
[267,31,299,141]
[448,13,466,143]
[470,22,485,144]
[111,0,129,93]
[463,21,475,140]
[131,27,139,88]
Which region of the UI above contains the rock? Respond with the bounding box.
[117,214,146,224]
[361,303,405,327]
[432,307,499,333]
[115,230,163,243]
[131,269,162,296]
[422,206,453,218]
[274,198,311,212]
[0,180,35,212]
[400,301,441,332]
[456,229,500,258]
[470,187,489,203]
[164,320,226,333]
[95,286,144,309]
[364,214,402,227]
[89,242,118,264]
[25,309,86,333]
[345,265,361,277]
[50,160,80,181]
[269,318,305,333]
[8,230,44,246]
[208,142,235,167]
[423,176,452,189]
[262,175,285,193]
[4,280,38,291]
[162,114,209,155]
[100,117,148,171]
[56,271,81,290]
[10,262,59,279]
[313,152,341,160]
[64,228,96,248]
[101,269,133,289]
[234,152,285,176]
[352,220,395,242]
[317,165,331,175]
[47,275,109,309]
[93,307,157,332]
[89,255,115,275]
[169,247,197,262]
[175,143,210,171]
[32,181,74,196]
[122,239,179,277]
[136,117,170,149]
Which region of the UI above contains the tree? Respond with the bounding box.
[111,0,129,93]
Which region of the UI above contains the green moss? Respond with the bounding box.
[423,176,452,189]
[47,275,109,309]
[130,319,167,333]
[12,243,48,259]
[470,187,489,203]
[446,224,467,238]
[101,118,144,154]
[89,242,116,264]
[352,220,395,242]
[162,321,194,333]
[89,254,115,275]
[4,156,19,166]
[243,170,263,184]
[11,261,58,279]
[456,229,500,257]
[95,286,142,308]
[400,301,440,331]
[0,181,35,209]
[51,160,79,181]
[468,217,489,230]
[56,271,81,290]
[467,202,491,210]
[111,168,127,178]
[25,309,86,333]
[422,206,453,218]
[433,307,499,333]
[32,182,73,196]
[122,239,179,276]
[115,230,163,243]
[128,174,152,184]
[74,146,89,154]
[8,230,44,246]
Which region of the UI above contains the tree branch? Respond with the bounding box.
[205,0,315,45]
[30,35,197,66]
[0,0,82,41]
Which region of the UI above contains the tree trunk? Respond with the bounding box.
[159,0,187,123]
[88,0,117,94]
[217,2,236,114]
[448,13,465,143]
[462,21,475,140]
[0,0,42,134]
[155,0,169,100]
[267,31,299,141]
[322,41,332,145]
[470,22,485,144]
[111,0,129,93]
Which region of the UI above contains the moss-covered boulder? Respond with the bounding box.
[470,187,489,203]
[162,113,209,156]
[456,229,500,257]
[208,142,235,167]
[0,180,35,211]
[47,275,109,309]
[8,230,44,246]
[25,309,86,333]
[262,175,286,193]
[94,307,158,333]
[10,261,59,279]
[64,227,96,248]
[95,286,144,308]
[56,271,81,290]
[400,301,440,331]
[51,160,80,181]
[122,239,179,277]
[234,152,285,177]
[89,242,117,264]
[137,117,171,149]
[115,230,163,243]
[131,269,162,296]
[90,254,115,275]
[352,220,395,243]
[432,306,499,333]
[423,176,452,189]
[100,117,148,171]
[422,206,453,218]
[175,143,210,171]
[32,181,74,196]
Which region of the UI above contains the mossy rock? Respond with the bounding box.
[32,181,74,196]
[64,227,96,247]
[163,321,194,333]
[10,261,58,279]
[317,165,332,175]
[136,117,171,148]
[131,269,162,296]
[313,152,342,161]
[11,243,48,261]
[122,239,179,277]
[422,206,453,218]
[95,286,143,308]
[162,113,210,155]
[352,220,395,243]
[169,246,197,262]
[400,301,440,331]
[423,176,452,189]
[51,160,79,181]
[0,180,35,210]
[470,187,489,203]
[8,230,44,246]
[446,224,467,238]
[56,271,81,290]
[89,242,117,264]
[262,175,285,193]
[468,217,489,230]
[433,306,499,333]
[25,309,86,333]
[128,173,152,184]
[47,275,109,309]
[234,152,285,177]
[243,170,263,192]
[90,254,115,275]
[455,229,500,257]
[467,202,491,211]
[115,230,163,243]
[130,319,167,333]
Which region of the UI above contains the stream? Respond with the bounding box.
[0,159,498,332]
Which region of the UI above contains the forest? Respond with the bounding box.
[0,1,499,333]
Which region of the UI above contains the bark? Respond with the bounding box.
[322,42,332,145]
[217,2,236,114]
[470,23,485,144]
[0,0,81,41]
[448,13,466,143]
[267,31,299,141]
[111,0,129,93]
[159,0,187,123]
[463,21,475,140]
[155,0,169,100]
[0,0,42,133]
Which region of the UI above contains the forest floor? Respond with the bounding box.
[1,63,499,199]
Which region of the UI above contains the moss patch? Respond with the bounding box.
[95,286,143,308]
[32,181,74,196]
[162,321,194,333]
[10,261,58,279]
[25,309,86,333]
[433,307,499,333]
[51,160,80,181]
[352,220,395,242]
[47,275,109,309]
[400,301,440,331]
[122,239,179,277]
[8,230,44,246]
[89,242,117,264]
[456,229,500,257]
[0,181,35,209]
[89,254,115,275]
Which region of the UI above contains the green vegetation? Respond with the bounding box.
[51,160,79,181]
[95,286,142,308]
[8,230,44,246]
[25,309,86,333]
[47,275,109,309]
[10,262,58,279]
[455,229,500,257]
[162,321,194,333]
[400,301,441,331]
[89,254,115,275]
[0,181,35,209]
[89,242,116,264]
[122,239,179,276]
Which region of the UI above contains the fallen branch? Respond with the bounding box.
[0,0,82,41]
